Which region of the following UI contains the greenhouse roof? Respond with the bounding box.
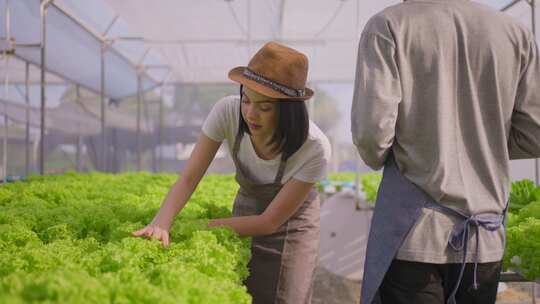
[102,0,535,84]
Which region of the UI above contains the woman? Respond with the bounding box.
[133,41,331,304]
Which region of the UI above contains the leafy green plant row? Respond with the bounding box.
[503,180,540,280]
[325,172,382,203]
[0,172,251,304]
[2,171,539,304]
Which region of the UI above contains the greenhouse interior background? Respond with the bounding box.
[0,0,539,303]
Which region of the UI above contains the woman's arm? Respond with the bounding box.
[208,178,314,237]
[133,133,221,245]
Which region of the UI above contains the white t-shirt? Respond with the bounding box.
[202,95,331,184]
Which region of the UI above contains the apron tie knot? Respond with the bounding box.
[424,201,505,304]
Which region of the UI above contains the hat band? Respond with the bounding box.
[243,68,306,98]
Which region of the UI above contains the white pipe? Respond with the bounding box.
[3,114,7,183]
[6,0,11,43]
[532,0,539,186]
[39,0,52,175]
[25,62,30,175]
[100,43,106,172]
[3,43,9,183]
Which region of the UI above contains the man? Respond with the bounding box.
[351,0,540,303]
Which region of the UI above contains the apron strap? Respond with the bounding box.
[233,131,243,163]
[274,156,287,184]
[424,200,508,304]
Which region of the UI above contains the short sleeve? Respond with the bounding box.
[202,96,238,142]
[293,139,331,183]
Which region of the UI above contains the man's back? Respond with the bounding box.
[352,0,540,263]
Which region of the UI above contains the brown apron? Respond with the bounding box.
[231,131,320,304]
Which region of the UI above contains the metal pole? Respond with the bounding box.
[76,130,81,172]
[137,71,142,171]
[532,281,537,304]
[156,72,171,173]
[101,16,117,175]
[3,114,7,183]
[247,0,251,51]
[158,87,164,172]
[75,85,81,172]
[101,43,107,172]
[102,15,119,36]
[39,0,50,175]
[4,0,10,181]
[108,36,329,45]
[138,69,153,172]
[144,95,155,172]
[6,0,10,42]
[133,48,152,172]
[25,62,30,175]
[12,43,41,49]
[532,0,540,187]
[2,51,7,182]
[111,127,117,173]
[502,0,524,12]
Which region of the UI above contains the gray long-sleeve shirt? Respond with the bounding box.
[352,0,540,263]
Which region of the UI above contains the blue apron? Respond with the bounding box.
[360,155,507,304]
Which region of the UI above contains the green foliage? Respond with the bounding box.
[503,180,540,280]
[515,201,540,225]
[503,218,540,280]
[0,172,251,303]
[509,179,540,213]
[326,172,356,182]
[360,173,382,203]
[326,172,382,203]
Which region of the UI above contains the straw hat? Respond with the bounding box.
[228,41,314,101]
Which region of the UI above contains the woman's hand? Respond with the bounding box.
[131,134,221,248]
[132,225,170,247]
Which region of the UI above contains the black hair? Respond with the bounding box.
[237,85,309,160]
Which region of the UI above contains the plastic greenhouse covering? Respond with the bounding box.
[2,0,163,97]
